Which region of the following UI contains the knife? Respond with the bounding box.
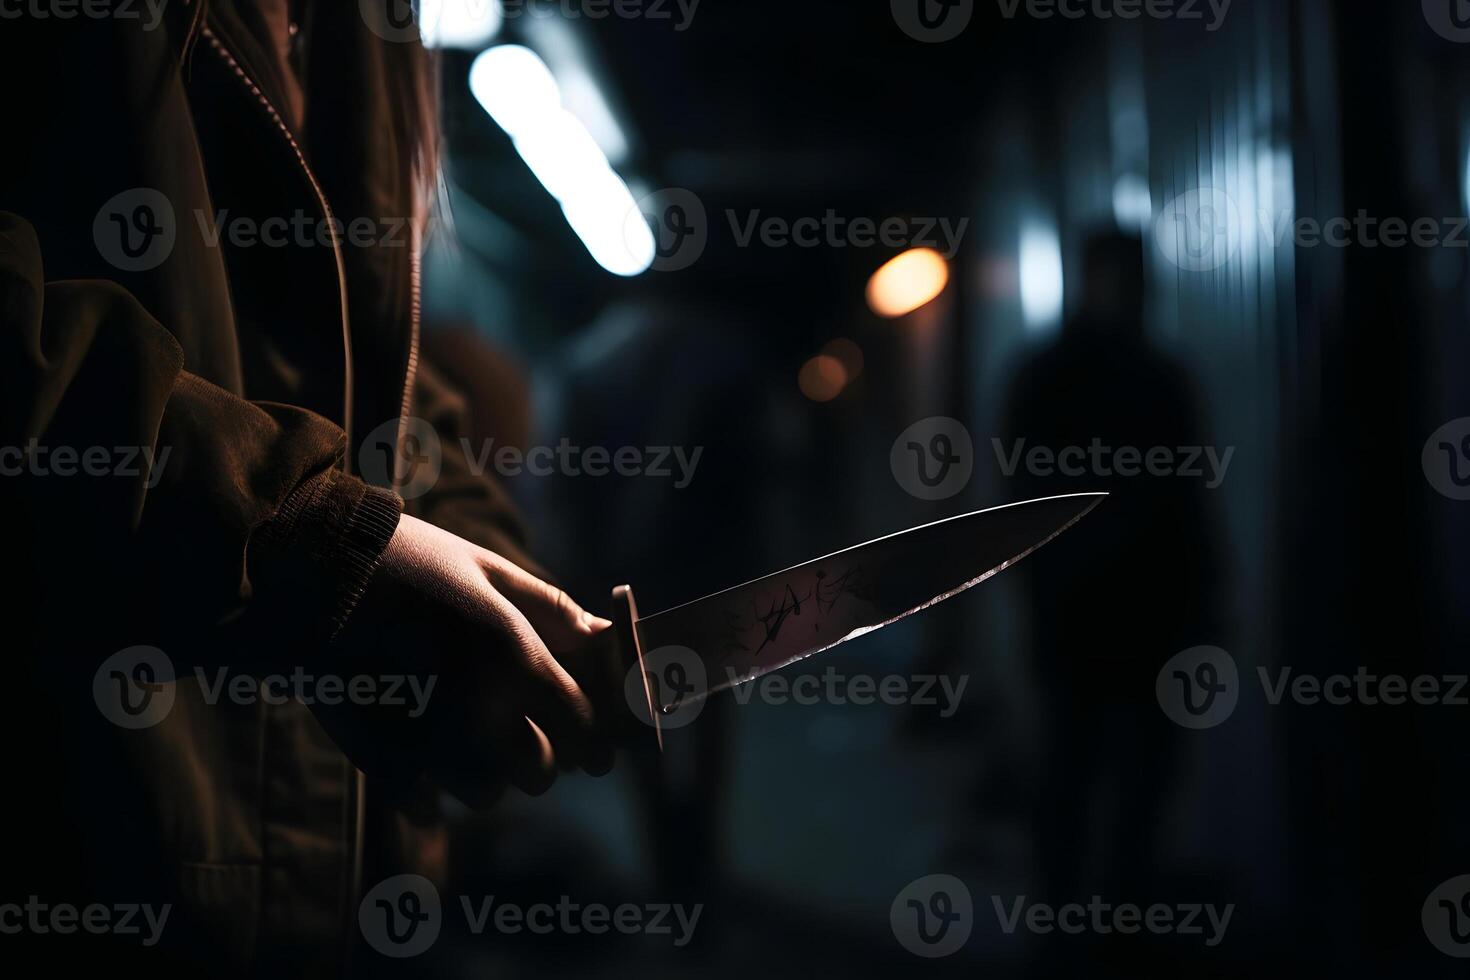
[594,492,1105,747]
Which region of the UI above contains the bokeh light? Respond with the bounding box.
[798,354,849,402]
[866,248,950,318]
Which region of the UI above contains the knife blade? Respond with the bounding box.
[605,493,1105,736]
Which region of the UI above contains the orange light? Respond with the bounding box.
[866,247,950,318]
[798,354,848,402]
[822,338,865,380]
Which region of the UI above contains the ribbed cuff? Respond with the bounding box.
[251,468,404,640]
[333,484,404,634]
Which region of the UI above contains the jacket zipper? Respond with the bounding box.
[397,226,422,469]
[199,24,372,965]
[200,26,356,457]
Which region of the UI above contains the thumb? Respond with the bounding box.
[478,552,613,653]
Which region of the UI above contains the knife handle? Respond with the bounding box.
[606,584,664,752]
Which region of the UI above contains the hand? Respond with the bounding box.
[322,514,616,805]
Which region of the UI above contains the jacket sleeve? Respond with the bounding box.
[406,357,544,578]
[0,212,401,651]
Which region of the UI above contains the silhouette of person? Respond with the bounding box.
[999,231,1224,944]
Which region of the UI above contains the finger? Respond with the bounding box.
[516,643,614,777]
[480,554,613,654]
[580,734,615,778]
[564,626,629,766]
[476,564,618,772]
[501,716,557,796]
[492,601,605,773]
[439,710,556,801]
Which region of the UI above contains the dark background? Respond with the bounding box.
[405,0,1470,975]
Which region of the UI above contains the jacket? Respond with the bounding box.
[0,3,532,973]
